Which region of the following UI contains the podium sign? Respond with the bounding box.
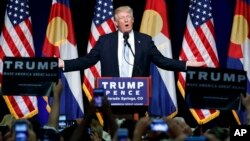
[2,57,58,95]
[96,77,150,106]
[185,67,247,110]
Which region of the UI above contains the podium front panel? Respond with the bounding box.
[96,77,150,106]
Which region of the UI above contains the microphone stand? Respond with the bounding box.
[124,40,135,57]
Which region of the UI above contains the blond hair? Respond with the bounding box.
[114,6,133,21]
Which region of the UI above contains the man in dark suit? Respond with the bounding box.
[58,6,204,76]
[58,5,205,123]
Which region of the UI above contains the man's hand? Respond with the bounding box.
[186,60,205,67]
[58,58,65,68]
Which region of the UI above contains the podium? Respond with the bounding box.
[96,77,151,120]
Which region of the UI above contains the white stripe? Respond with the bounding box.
[153,33,177,107]
[0,60,3,74]
[243,38,250,82]
[101,21,113,33]
[0,35,14,56]
[200,109,213,117]
[60,41,84,112]
[84,69,95,88]
[13,96,29,115]
[90,23,100,46]
[182,38,196,59]
[0,36,13,74]
[87,41,94,53]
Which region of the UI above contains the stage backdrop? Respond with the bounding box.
[0,0,237,127]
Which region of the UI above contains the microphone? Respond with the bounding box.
[123,32,135,57]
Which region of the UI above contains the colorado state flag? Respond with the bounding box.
[140,0,177,117]
[227,0,250,125]
[41,0,84,121]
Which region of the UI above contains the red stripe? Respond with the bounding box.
[25,18,33,36]
[0,45,5,60]
[106,19,117,31]
[8,96,24,117]
[89,65,101,78]
[205,21,219,66]
[2,26,21,57]
[0,45,4,82]
[97,25,105,36]
[178,49,187,92]
[184,28,205,62]
[84,77,94,97]
[178,73,185,90]
[89,32,96,49]
[179,48,188,61]
[196,24,219,66]
[194,109,206,119]
[15,22,35,57]
[22,96,35,112]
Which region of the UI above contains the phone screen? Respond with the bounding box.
[15,121,28,141]
[58,115,66,132]
[117,128,128,141]
[150,119,168,132]
[93,88,105,108]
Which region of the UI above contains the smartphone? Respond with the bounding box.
[185,136,208,141]
[58,115,66,132]
[117,128,128,141]
[58,115,76,132]
[150,119,168,132]
[14,120,29,141]
[93,88,105,108]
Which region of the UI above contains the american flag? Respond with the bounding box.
[227,0,250,125]
[177,0,220,124]
[140,0,177,118]
[83,0,116,124]
[0,0,38,118]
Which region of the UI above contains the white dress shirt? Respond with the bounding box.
[118,30,135,77]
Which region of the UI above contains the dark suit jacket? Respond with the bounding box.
[64,31,186,77]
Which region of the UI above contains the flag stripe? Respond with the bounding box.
[5,96,24,117]
[184,27,205,61]
[21,96,36,112]
[89,33,96,49]
[2,26,22,57]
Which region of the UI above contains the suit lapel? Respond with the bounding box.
[133,32,141,76]
[112,32,120,76]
